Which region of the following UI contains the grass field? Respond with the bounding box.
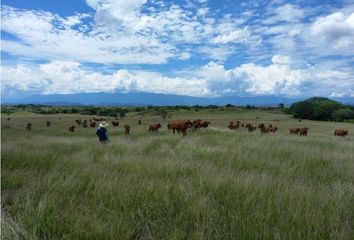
[1,108,354,239]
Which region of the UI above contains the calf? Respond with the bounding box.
[124,125,130,135]
[26,123,32,131]
[299,127,309,136]
[68,125,75,132]
[149,123,162,132]
[290,128,300,134]
[334,129,348,137]
[247,125,257,132]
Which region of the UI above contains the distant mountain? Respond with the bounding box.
[2,92,353,106]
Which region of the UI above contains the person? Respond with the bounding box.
[96,121,110,144]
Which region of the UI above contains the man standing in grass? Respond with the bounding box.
[96,121,110,144]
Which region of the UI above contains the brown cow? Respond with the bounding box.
[228,121,240,129]
[90,122,96,128]
[258,123,265,129]
[138,120,142,125]
[112,121,119,127]
[124,125,130,135]
[269,126,278,133]
[199,121,211,129]
[75,119,82,125]
[169,120,192,136]
[259,125,270,134]
[334,129,348,137]
[26,123,32,131]
[290,128,300,134]
[68,125,75,132]
[149,123,161,132]
[247,124,257,132]
[299,127,309,136]
[46,121,51,127]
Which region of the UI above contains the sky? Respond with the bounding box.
[1,0,354,99]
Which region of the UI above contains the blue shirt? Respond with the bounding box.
[96,127,109,141]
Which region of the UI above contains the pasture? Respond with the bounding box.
[1,108,354,240]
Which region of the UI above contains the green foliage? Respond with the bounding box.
[159,109,168,121]
[289,97,354,122]
[331,108,354,121]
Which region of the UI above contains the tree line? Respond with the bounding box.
[288,97,354,122]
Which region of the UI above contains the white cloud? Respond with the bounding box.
[2,55,353,98]
[264,4,304,24]
[211,28,251,44]
[1,61,210,97]
[1,2,260,64]
[311,11,354,49]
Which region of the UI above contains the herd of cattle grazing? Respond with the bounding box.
[11,116,348,138]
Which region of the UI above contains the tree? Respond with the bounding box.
[160,110,168,121]
[331,109,354,121]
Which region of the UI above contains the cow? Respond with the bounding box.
[100,118,106,121]
[112,121,119,127]
[290,128,300,134]
[92,118,101,122]
[82,120,88,128]
[258,123,265,129]
[168,120,192,136]
[46,121,51,127]
[90,122,96,128]
[75,119,82,125]
[269,126,278,133]
[247,124,257,132]
[124,125,130,135]
[68,125,75,132]
[334,129,348,137]
[7,118,10,121]
[259,125,270,134]
[228,121,239,129]
[299,127,309,136]
[199,121,211,129]
[138,120,142,125]
[26,123,32,131]
[149,123,161,132]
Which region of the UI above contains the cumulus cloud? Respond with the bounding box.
[1,61,210,96]
[4,56,352,98]
[311,11,354,49]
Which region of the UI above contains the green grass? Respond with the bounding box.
[1,109,354,239]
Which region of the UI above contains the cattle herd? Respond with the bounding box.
[16,116,350,138]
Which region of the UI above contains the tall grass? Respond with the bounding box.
[1,110,354,239]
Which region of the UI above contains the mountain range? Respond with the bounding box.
[2,92,353,106]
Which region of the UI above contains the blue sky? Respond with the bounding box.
[1,0,354,99]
